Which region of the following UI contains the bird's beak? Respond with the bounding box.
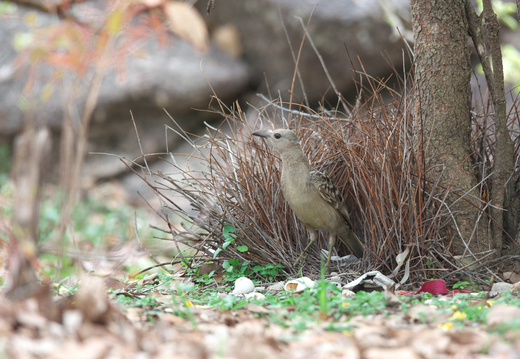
[252,129,270,138]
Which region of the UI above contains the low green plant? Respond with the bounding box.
[183,262,218,286]
[214,223,248,259]
[453,281,470,290]
[341,291,388,317]
[52,276,80,296]
[222,258,251,281]
[252,263,285,282]
[425,257,438,267]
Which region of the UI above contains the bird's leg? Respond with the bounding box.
[324,234,337,273]
[294,230,317,267]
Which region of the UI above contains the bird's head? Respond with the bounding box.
[251,129,301,155]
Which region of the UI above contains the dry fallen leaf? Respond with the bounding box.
[165,2,208,52]
[365,347,421,359]
[160,313,185,325]
[45,338,110,359]
[353,324,393,348]
[246,303,269,314]
[487,304,520,327]
[406,304,438,324]
[76,275,109,323]
[410,328,450,358]
[137,272,158,286]
[212,24,242,58]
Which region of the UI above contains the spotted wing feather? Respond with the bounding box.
[309,170,353,228]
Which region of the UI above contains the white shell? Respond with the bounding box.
[267,281,285,291]
[284,277,315,293]
[232,277,255,294]
[244,292,266,300]
[342,289,356,299]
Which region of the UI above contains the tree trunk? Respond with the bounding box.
[482,0,517,254]
[7,125,51,300]
[411,0,490,261]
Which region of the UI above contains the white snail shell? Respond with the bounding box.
[245,292,266,300]
[284,277,315,293]
[232,277,255,294]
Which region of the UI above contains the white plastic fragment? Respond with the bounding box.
[284,277,315,293]
[343,271,396,292]
[392,247,410,276]
[320,249,358,265]
[329,282,342,290]
[232,277,255,295]
[388,247,411,285]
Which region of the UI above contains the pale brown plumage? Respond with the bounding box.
[252,129,364,270]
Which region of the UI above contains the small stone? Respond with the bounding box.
[489,282,512,297]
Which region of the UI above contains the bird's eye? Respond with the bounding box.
[274,133,281,139]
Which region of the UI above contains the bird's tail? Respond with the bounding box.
[338,229,365,259]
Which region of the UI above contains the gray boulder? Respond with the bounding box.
[0,4,250,180]
[203,0,411,103]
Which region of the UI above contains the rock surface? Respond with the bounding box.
[203,0,411,104]
[0,3,250,180]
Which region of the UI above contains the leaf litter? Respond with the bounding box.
[2,271,520,359]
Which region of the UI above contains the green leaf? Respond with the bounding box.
[237,245,248,252]
[453,281,469,289]
[229,258,240,266]
[223,223,236,241]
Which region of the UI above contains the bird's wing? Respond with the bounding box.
[309,170,353,227]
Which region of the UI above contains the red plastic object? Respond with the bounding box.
[415,279,448,295]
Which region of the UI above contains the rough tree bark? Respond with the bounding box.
[411,0,490,261]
